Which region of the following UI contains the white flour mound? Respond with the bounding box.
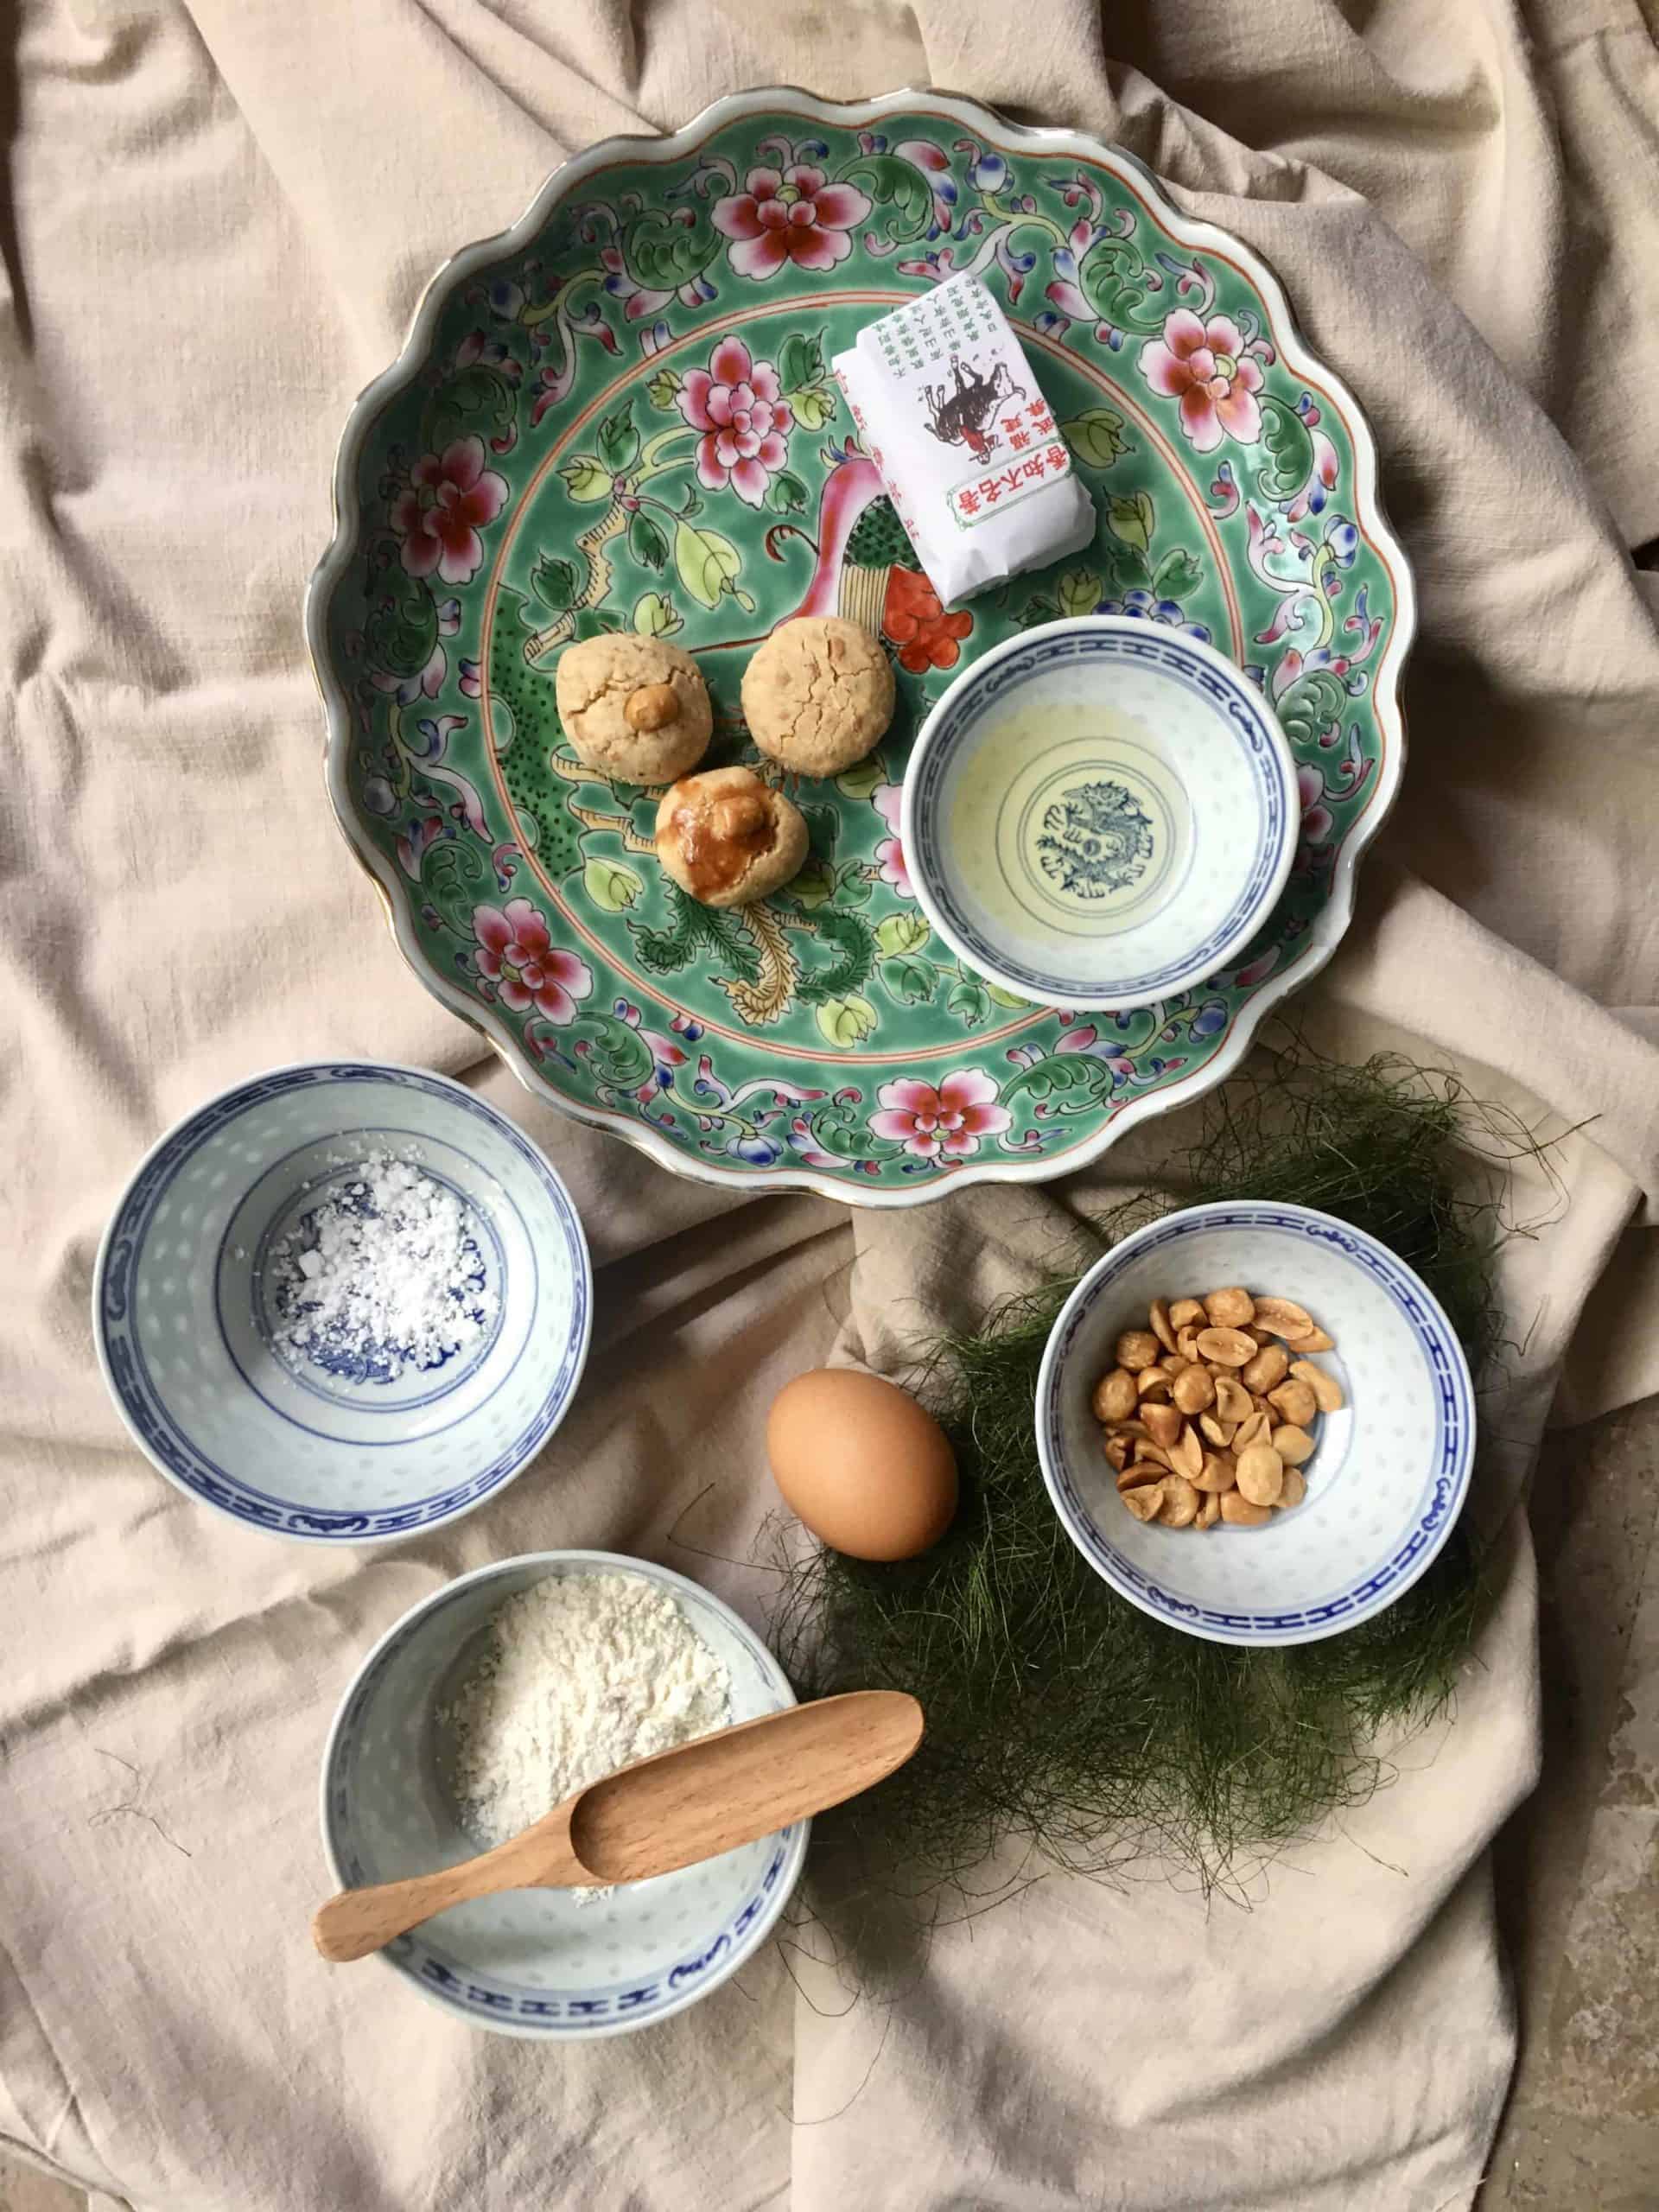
[269,1151,496,1378]
[445,1573,732,1900]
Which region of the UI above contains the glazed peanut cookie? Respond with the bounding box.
[741,616,895,777]
[655,766,809,909]
[555,633,713,784]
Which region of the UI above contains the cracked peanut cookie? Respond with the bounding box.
[741,615,894,777]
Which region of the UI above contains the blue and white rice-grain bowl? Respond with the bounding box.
[902,616,1299,1012]
[1035,1201,1476,1647]
[92,1061,591,1543]
[320,1551,808,2037]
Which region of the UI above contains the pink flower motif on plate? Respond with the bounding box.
[676,336,794,508]
[873,783,912,896]
[391,436,509,584]
[1137,311,1264,454]
[869,1068,1013,1162]
[713,163,873,281]
[473,899,594,1022]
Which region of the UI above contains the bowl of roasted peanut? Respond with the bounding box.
[1034,1201,1476,1646]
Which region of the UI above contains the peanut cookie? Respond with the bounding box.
[741,616,894,777]
[655,766,809,909]
[555,633,713,784]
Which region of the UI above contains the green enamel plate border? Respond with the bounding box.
[306,86,1414,1207]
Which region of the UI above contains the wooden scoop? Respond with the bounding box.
[313,1689,922,1963]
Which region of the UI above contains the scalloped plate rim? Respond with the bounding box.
[304,82,1416,1211]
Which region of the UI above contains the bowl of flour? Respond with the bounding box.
[321,1551,807,2037]
[93,1060,591,1542]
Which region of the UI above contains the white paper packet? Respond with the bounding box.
[832,272,1096,607]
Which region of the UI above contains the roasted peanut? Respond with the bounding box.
[1197,1491,1222,1530]
[1121,1483,1163,1522]
[1249,1295,1314,1340]
[1271,1424,1316,1465]
[1103,1432,1132,1471]
[1172,1365,1215,1415]
[1241,1343,1289,1395]
[1168,1298,1205,1331]
[1214,1374,1253,1424]
[1148,1298,1178,1355]
[1160,1474,1201,1529]
[1116,1331,1160,1372]
[1198,1412,1235,1450]
[1289,1358,1344,1414]
[625,681,681,733]
[1093,1368,1137,1422]
[1196,1325,1255,1367]
[1236,1444,1285,1507]
[1204,1287,1255,1328]
[1136,1364,1173,1400]
[1275,1466,1307,1509]
[1193,1451,1237,1494]
[1221,1491,1272,1527]
[1168,1423,1204,1480]
[1268,1378,1319,1427]
[1143,1401,1183,1451]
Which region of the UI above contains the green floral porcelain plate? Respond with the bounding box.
[308,87,1414,1205]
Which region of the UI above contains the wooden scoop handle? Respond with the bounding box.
[312,1811,588,1963]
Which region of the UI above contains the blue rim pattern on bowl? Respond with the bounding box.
[906,621,1296,1006]
[319,1552,809,2038]
[408,1842,791,2029]
[92,1063,591,1542]
[1036,1204,1476,1645]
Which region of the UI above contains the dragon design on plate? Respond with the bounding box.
[315,95,1406,1197]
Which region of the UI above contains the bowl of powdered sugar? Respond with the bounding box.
[93,1061,591,1541]
[321,1551,807,2037]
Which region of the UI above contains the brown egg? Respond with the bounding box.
[766,1369,957,1560]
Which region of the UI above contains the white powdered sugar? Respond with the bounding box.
[445,1573,732,1899]
[268,1151,497,1379]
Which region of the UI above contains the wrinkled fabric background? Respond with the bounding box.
[3,3,1657,2206]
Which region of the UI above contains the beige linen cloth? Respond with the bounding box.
[3,3,1657,2207]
